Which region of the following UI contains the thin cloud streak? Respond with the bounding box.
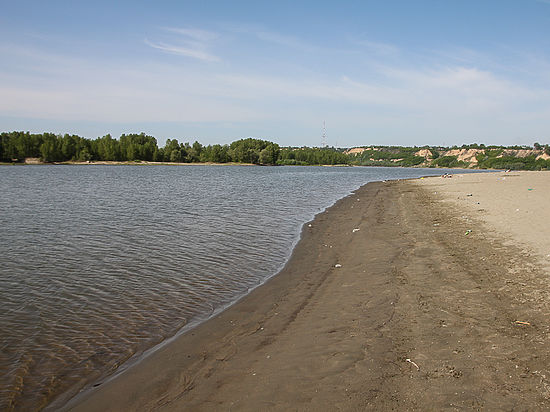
[145,39,220,61]
[164,27,219,42]
[146,26,221,61]
[225,23,320,52]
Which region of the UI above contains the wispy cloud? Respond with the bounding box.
[2,42,547,123]
[3,33,550,145]
[164,27,219,42]
[225,23,319,52]
[146,27,220,62]
[145,39,220,62]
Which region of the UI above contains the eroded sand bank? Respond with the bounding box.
[64,174,550,411]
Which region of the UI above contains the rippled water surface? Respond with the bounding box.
[0,165,477,410]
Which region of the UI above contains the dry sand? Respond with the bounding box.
[415,171,550,269]
[63,173,550,411]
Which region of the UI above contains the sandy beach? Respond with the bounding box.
[416,171,550,269]
[63,171,550,411]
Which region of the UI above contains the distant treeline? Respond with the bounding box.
[350,146,427,167]
[2,131,549,170]
[0,131,348,165]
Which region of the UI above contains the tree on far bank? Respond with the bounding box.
[229,138,275,164]
[40,133,62,162]
[259,143,280,165]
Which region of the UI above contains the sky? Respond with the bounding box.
[1,0,550,148]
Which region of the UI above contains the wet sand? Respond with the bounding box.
[65,174,550,411]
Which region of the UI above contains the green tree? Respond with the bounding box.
[211,144,230,163]
[95,134,120,161]
[187,141,203,162]
[119,133,158,161]
[278,146,349,165]
[0,132,19,161]
[170,149,183,162]
[259,143,280,165]
[229,138,276,164]
[61,134,79,160]
[77,147,92,161]
[40,134,62,162]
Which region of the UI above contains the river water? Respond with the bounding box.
[0,165,477,410]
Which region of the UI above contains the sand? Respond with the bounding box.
[62,173,550,411]
[415,171,550,269]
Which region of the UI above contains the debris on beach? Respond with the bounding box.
[335,264,342,268]
[465,230,472,235]
[352,228,360,233]
[514,320,531,326]
[406,358,420,370]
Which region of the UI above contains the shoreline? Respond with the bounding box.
[0,160,257,166]
[59,180,388,411]
[0,161,351,167]
[63,172,550,410]
[49,173,439,410]
[46,175,374,410]
[4,168,477,410]
[0,159,517,170]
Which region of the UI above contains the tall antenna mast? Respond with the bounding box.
[321,120,327,148]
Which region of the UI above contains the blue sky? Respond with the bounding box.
[1,0,549,147]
